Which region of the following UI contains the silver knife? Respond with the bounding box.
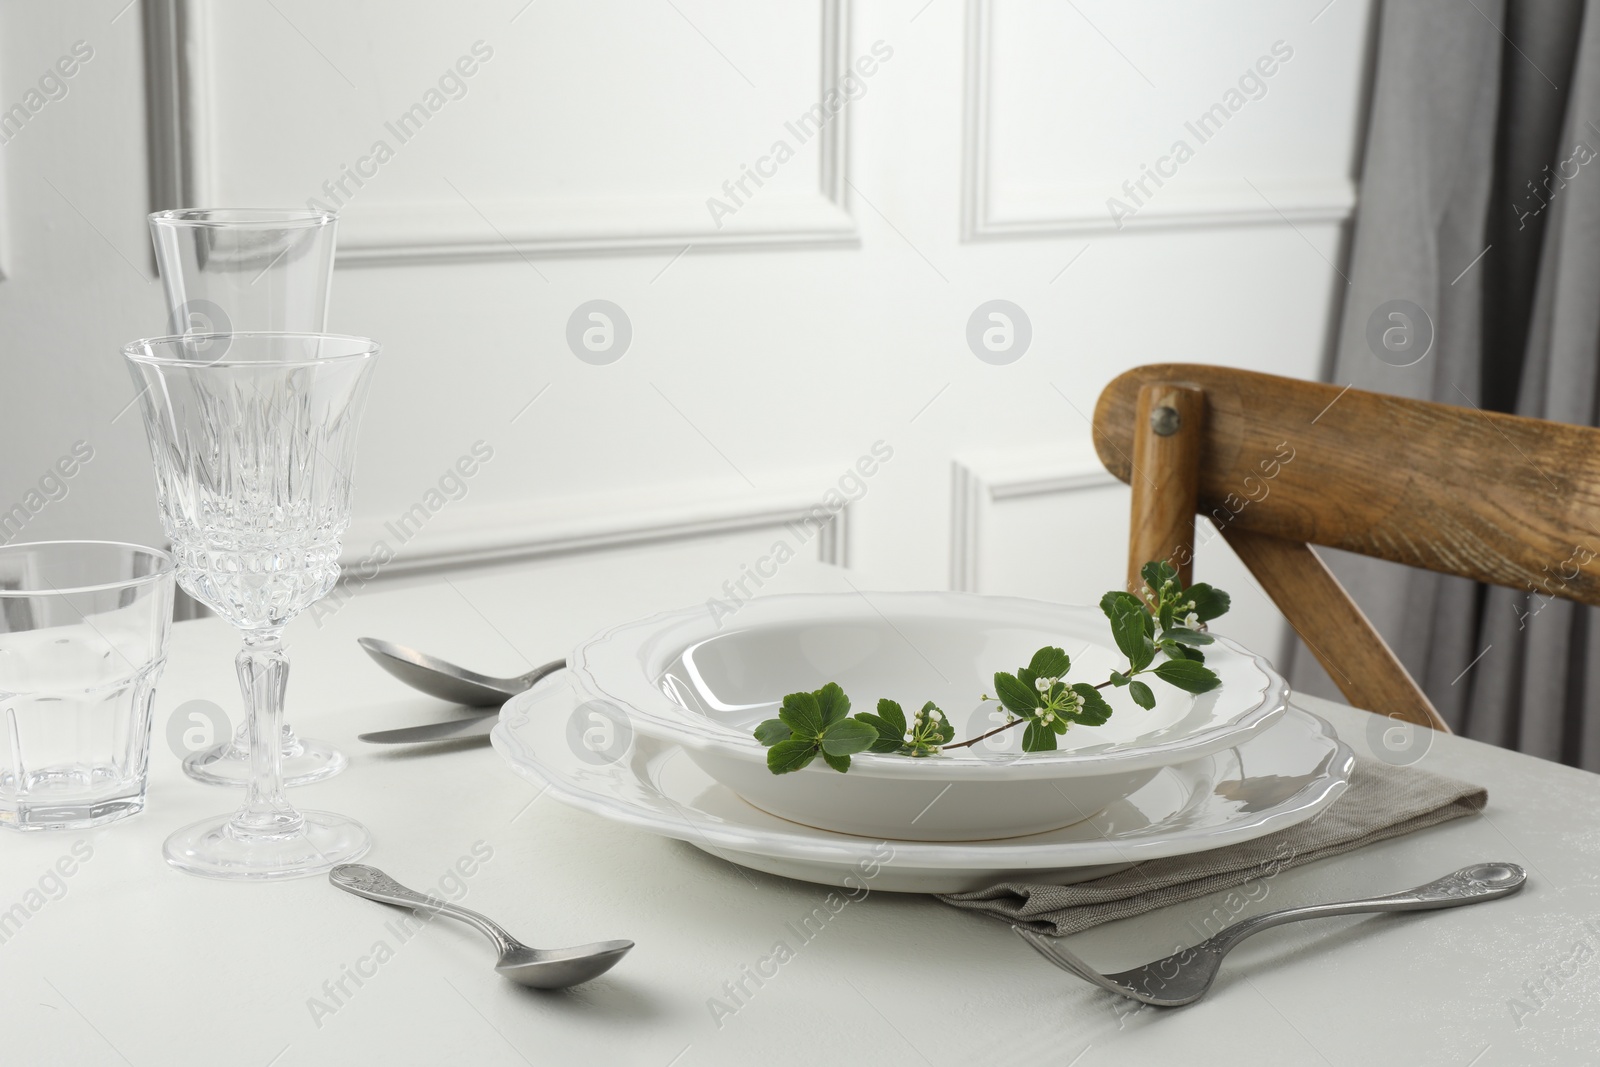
[359,716,499,744]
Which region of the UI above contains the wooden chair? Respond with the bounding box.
[1092,363,1600,732]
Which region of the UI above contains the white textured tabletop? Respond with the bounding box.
[3,544,1595,1067]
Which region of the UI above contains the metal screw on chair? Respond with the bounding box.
[1150,405,1182,436]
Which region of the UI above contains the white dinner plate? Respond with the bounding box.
[492,673,1353,894]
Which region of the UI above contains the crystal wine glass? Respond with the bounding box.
[124,332,377,879]
[148,208,347,787]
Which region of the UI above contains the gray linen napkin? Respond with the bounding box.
[938,760,1486,935]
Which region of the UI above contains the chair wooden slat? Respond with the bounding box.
[1095,363,1600,607]
[1222,528,1445,729]
[1125,382,1206,591]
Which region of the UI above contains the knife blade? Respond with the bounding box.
[358,716,499,744]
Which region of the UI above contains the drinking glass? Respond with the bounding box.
[124,332,377,879]
[149,208,336,337]
[148,207,346,787]
[0,541,174,830]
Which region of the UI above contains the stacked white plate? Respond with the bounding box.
[492,592,1353,894]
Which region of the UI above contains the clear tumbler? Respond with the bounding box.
[148,208,336,337]
[0,541,174,830]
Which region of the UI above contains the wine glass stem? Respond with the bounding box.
[231,631,303,838]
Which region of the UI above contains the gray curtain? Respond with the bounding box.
[1290,0,1600,767]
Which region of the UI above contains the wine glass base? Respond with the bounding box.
[164,810,371,881]
[183,735,347,787]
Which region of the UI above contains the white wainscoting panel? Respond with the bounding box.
[146,0,857,261]
[964,0,1366,239]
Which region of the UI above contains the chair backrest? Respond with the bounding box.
[1092,363,1600,731]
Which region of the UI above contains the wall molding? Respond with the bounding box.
[142,0,201,212]
[973,178,1357,238]
[144,0,858,263]
[960,0,1356,241]
[339,473,850,585]
[949,445,1120,592]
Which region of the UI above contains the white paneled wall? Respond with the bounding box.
[0,0,1372,660]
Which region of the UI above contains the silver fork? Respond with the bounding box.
[1015,862,1526,1007]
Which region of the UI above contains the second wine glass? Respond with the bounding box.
[125,332,377,879]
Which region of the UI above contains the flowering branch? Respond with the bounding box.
[753,562,1232,774]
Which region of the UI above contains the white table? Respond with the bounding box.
[5,544,1598,1066]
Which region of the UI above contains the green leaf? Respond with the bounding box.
[778,691,824,737]
[1162,641,1205,663]
[1021,719,1058,751]
[1153,659,1222,693]
[1186,583,1231,622]
[994,671,1040,716]
[858,698,910,753]
[1105,596,1155,672]
[1027,646,1071,679]
[815,682,851,728]
[1070,683,1114,726]
[1109,670,1130,687]
[1101,590,1143,623]
[820,718,878,756]
[922,702,956,744]
[1158,598,1175,633]
[1128,680,1156,710]
[1141,560,1177,594]
[753,719,791,746]
[1163,628,1213,646]
[854,713,905,753]
[821,750,852,773]
[767,739,818,774]
[874,698,906,736]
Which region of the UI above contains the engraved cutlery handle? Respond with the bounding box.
[329,863,521,956]
[1212,862,1526,954]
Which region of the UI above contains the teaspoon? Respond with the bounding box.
[357,636,564,707]
[329,863,633,990]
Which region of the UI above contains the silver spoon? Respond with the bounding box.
[329,864,633,990]
[1016,862,1526,1006]
[357,636,564,707]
